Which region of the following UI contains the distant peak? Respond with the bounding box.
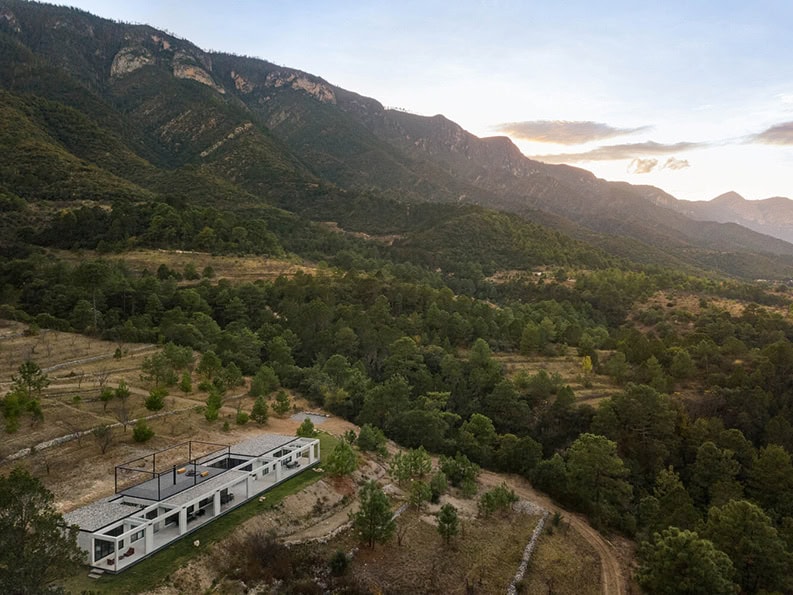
[711,191,745,204]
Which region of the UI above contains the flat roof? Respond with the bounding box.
[63,496,140,532]
[167,469,249,506]
[230,433,297,457]
[65,433,312,531]
[120,463,228,501]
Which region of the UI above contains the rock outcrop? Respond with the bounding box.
[173,50,225,93]
[110,46,155,78]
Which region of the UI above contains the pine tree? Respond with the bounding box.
[0,468,84,594]
[352,480,395,547]
[273,390,291,417]
[437,503,460,545]
[251,396,269,424]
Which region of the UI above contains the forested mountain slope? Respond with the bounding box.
[2,0,793,279]
[5,4,793,593]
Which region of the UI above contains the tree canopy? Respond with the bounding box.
[0,467,84,594]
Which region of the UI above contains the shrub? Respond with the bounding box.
[132,420,154,443]
[144,388,167,411]
[329,550,349,576]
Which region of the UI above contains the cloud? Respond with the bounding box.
[532,140,705,163]
[628,158,658,174]
[663,157,690,170]
[751,121,793,145]
[494,120,650,144]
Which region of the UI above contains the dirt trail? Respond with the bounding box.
[479,470,626,595]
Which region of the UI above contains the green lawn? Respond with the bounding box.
[61,431,339,595]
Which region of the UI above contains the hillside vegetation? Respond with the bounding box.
[4,2,793,593]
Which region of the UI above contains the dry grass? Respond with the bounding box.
[0,320,163,458]
[48,248,317,284]
[326,508,540,594]
[518,522,601,595]
[0,319,320,514]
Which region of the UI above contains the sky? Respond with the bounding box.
[64,0,793,201]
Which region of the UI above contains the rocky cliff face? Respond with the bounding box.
[172,49,224,93]
[110,46,154,78]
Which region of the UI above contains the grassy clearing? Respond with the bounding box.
[517,521,601,595]
[494,350,619,406]
[60,432,339,594]
[49,248,316,284]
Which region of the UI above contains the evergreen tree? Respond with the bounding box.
[0,468,84,594]
[144,387,166,411]
[296,417,317,437]
[437,503,460,545]
[566,433,633,530]
[637,527,736,595]
[273,390,291,416]
[250,396,269,424]
[352,480,395,547]
[705,500,792,593]
[326,440,358,476]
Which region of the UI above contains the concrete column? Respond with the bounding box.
[178,508,188,535]
[214,491,221,516]
[111,537,119,571]
[145,523,154,554]
[275,462,282,482]
[246,475,254,497]
[308,445,315,464]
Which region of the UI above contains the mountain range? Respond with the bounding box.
[645,190,793,245]
[3,0,793,279]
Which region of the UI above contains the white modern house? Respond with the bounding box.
[63,433,320,573]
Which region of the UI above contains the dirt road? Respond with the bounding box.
[480,470,627,595]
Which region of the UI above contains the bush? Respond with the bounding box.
[144,388,167,411]
[236,411,249,425]
[179,371,192,393]
[132,420,154,443]
[329,550,349,576]
[216,530,295,583]
[478,483,518,517]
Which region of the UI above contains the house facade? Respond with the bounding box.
[63,433,320,573]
